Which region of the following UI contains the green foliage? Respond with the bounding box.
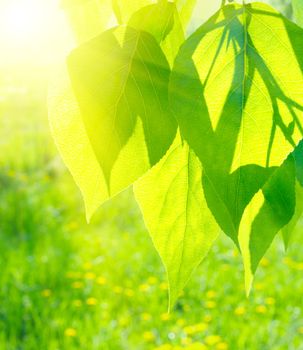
[49,0,303,305]
[292,0,303,24]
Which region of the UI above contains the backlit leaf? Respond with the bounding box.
[239,154,296,294]
[128,0,184,66]
[49,25,177,220]
[134,135,219,309]
[170,3,303,245]
[292,0,303,25]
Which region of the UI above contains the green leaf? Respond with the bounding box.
[134,135,219,309]
[282,181,303,250]
[175,0,197,33]
[239,154,296,294]
[169,3,303,245]
[49,26,177,220]
[61,0,112,43]
[112,0,153,24]
[128,1,184,66]
[292,0,303,26]
[282,140,303,249]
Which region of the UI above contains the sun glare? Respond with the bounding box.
[0,0,72,66]
[3,3,44,42]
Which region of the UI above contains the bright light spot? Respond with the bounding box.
[0,0,54,46]
[2,2,45,42]
[0,0,72,66]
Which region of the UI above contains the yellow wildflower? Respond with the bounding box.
[204,315,212,323]
[154,344,172,350]
[205,301,216,309]
[298,326,303,334]
[234,306,246,316]
[96,276,107,285]
[72,281,84,289]
[205,335,221,346]
[206,290,216,299]
[296,263,303,271]
[143,331,155,342]
[260,257,270,267]
[139,284,150,292]
[64,328,77,337]
[255,283,264,291]
[181,337,192,346]
[41,289,52,298]
[86,297,98,306]
[160,313,171,321]
[184,323,207,335]
[216,342,228,350]
[147,277,158,285]
[141,313,152,321]
[84,272,96,280]
[177,318,186,327]
[265,297,275,306]
[160,282,168,291]
[256,305,267,314]
[188,342,208,350]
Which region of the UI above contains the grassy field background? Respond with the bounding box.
[1,1,303,349]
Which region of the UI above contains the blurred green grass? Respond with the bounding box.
[1,63,303,350]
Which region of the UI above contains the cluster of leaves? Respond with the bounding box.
[49,0,303,309]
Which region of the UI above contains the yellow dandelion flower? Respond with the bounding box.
[64,328,77,337]
[72,281,84,289]
[113,286,123,294]
[147,277,158,285]
[141,313,152,321]
[177,318,186,327]
[184,323,207,335]
[205,301,216,309]
[181,337,192,346]
[256,305,267,314]
[205,335,221,346]
[188,342,208,350]
[160,313,171,321]
[160,282,168,291]
[216,342,228,350]
[72,299,82,307]
[84,272,96,280]
[41,289,52,298]
[204,315,212,323]
[206,290,216,299]
[154,344,172,350]
[234,306,246,316]
[143,331,155,342]
[260,257,270,267]
[96,277,107,285]
[296,263,303,271]
[255,283,264,291]
[86,297,98,306]
[139,284,150,292]
[265,297,275,306]
[124,288,134,297]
